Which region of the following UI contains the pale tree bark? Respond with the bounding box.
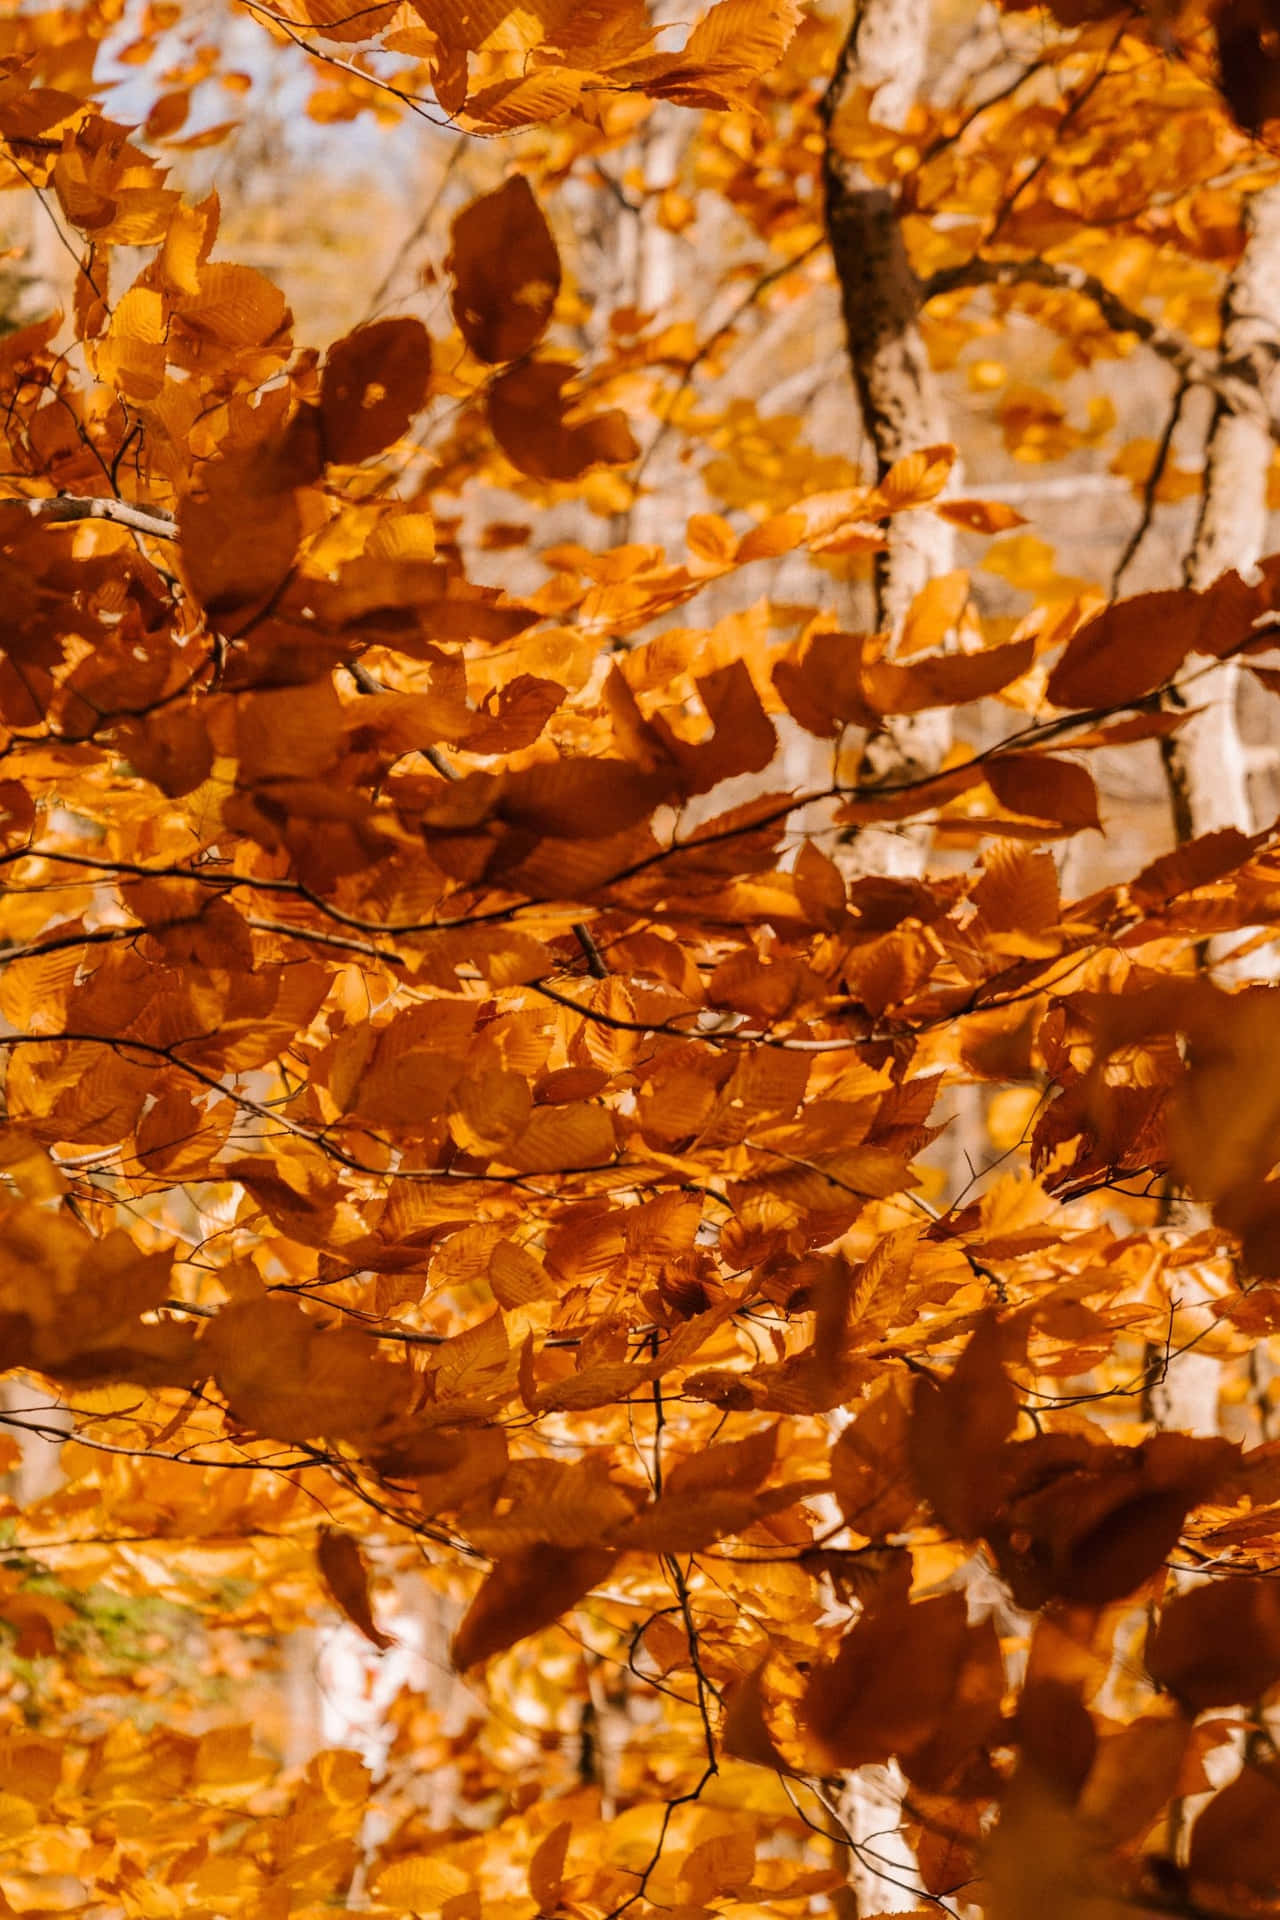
[1147,188,1280,1436]
[621,110,689,554]
[822,6,951,1908]
[822,0,954,887]
[822,0,953,633]
[1160,183,1280,850]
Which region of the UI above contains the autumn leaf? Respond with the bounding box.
[320,317,432,465]
[448,175,562,364]
[986,754,1101,832]
[1146,1576,1280,1708]
[317,1528,394,1650]
[452,1544,616,1669]
[910,1312,1023,1539]
[861,636,1035,715]
[10,3,1280,1909]
[488,358,639,479]
[802,1577,1001,1778]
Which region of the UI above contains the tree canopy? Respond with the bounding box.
[5,0,1280,1915]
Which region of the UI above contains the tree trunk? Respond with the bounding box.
[823,10,948,1905]
[822,0,953,636]
[822,0,953,885]
[1148,187,1280,1435]
[1160,183,1280,849]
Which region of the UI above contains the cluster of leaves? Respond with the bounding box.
[7,1,1280,1918]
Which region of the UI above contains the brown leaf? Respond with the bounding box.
[320,317,432,464]
[658,659,777,794]
[830,1378,919,1538]
[451,1544,615,1669]
[985,1771,1130,1920]
[1217,0,1280,133]
[909,1312,1022,1538]
[1130,828,1254,910]
[721,1661,799,1774]
[317,1527,393,1650]
[1167,987,1280,1203]
[1078,1713,1190,1847]
[1045,575,1255,709]
[1146,1577,1280,1709]
[861,636,1035,715]
[448,175,561,364]
[802,1580,976,1771]
[1045,590,1198,708]
[488,359,638,480]
[662,1423,778,1498]
[615,1478,821,1554]
[1189,1764,1280,1890]
[986,754,1101,831]
[990,1432,1236,1609]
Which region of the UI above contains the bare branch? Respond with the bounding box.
[4,494,178,540]
[921,256,1276,430]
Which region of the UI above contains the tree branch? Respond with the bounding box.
[921,256,1277,430]
[3,494,178,540]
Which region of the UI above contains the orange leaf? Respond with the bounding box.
[448,175,561,365]
[898,568,971,655]
[936,497,1027,533]
[321,317,432,465]
[452,1544,615,1669]
[488,359,639,480]
[317,1527,393,1651]
[986,754,1100,831]
[528,1822,571,1912]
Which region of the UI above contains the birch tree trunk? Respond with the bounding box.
[822,0,954,885]
[1160,183,1280,848]
[822,0,952,633]
[823,6,949,1906]
[1148,188,1280,1435]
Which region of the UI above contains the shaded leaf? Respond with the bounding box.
[986,754,1100,831]
[488,359,639,480]
[317,1527,393,1650]
[321,317,432,465]
[910,1312,1022,1538]
[448,175,561,364]
[452,1544,615,1669]
[1146,1578,1280,1709]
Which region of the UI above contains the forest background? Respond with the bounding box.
[4,0,1280,1917]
